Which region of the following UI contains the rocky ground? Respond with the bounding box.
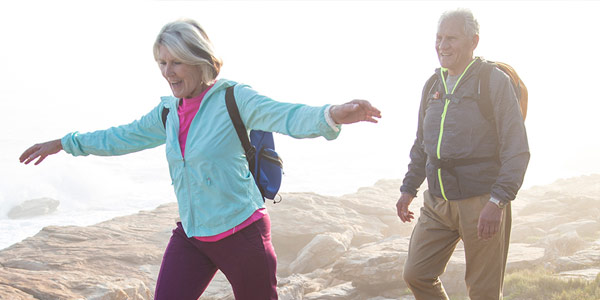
[1,174,599,299]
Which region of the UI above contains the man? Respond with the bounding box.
[397,8,529,300]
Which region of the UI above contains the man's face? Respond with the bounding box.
[435,17,478,75]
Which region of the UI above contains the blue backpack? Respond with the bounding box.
[160,86,284,202]
[224,86,283,202]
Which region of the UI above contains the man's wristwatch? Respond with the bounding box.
[489,197,507,209]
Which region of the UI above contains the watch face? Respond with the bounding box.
[490,198,505,208]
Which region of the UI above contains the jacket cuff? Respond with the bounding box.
[490,191,510,204]
[61,132,87,156]
[319,105,342,140]
[324,105,341,132]
[400,185,418,196]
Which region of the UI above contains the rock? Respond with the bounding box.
[552,246,600,272]
[511,224,546,243]
[332,235,409,294]
[505,243,545,272]
[368,297,414,300]
[557,268,600,281]
[198,271,234,300]
[304,282,357,300]
[0,202,179,300]
[269,188,397,275]
[542,231,587,258]
[0,285,36,300]
[277,274,309,300]
[289,230,353,274]
[7,197,59,219]
[1,175,599,299]
[550,220,600,238]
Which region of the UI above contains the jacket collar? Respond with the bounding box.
[159,78,239,110]
[434,57,484,82]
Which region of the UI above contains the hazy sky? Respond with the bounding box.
[1,0,599,197]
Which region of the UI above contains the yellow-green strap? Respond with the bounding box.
[436,58,478,200]
[440,58,478,95]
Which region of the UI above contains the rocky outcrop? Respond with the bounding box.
[0,203,178,299]
[1,175,599,299]
[7,197,60,219]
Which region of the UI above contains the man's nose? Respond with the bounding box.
[438,38,449,50]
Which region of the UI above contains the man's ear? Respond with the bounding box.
[472,34,480,51]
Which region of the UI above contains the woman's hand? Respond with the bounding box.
[19,139,63,165]
[330,100,381,125]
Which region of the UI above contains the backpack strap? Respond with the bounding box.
[420,73,440,113]
[478,62,495,122]
[225,86,256,171]
[161,99,182,129]
[161,107,169,128]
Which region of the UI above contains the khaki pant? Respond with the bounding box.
[402,190,511,300]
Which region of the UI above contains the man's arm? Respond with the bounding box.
[489,68,530,203]
[478,68,530,240]
[398,75,436,221]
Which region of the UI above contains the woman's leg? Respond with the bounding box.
[154,222,218,300]
[202,215,278,300]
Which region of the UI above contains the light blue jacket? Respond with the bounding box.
[61,79,341,237]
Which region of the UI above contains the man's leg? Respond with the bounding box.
[403,190,461,300]
[457,194,511,300]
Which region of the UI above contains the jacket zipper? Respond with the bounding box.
[436,58,477,200]
[437,99,451,200]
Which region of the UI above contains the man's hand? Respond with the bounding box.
[477,201,504,240]
[330,100,381,124]
[396,192,415,223]
[19,139,63,165]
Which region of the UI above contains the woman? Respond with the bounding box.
[19,19,381,300]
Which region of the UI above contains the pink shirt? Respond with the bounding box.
[177,86,212,157]
[194,209,266,242]
[176,84,265,242]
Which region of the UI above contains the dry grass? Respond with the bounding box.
[503,268,600,300]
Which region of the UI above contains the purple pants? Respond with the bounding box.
[154,215,278,300]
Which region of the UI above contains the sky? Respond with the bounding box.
[1,0,599,203]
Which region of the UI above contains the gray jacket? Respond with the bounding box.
[400,58,530,202]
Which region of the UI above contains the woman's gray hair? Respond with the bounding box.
[438,8,480,38]
[153,19,223,84]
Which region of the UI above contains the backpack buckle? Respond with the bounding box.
[431,157,455,169]
[245,146,257,161]
[439,158,455,169]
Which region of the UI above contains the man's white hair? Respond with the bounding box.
[439,8,480,38]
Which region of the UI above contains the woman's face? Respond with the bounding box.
[157,45,204,99]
